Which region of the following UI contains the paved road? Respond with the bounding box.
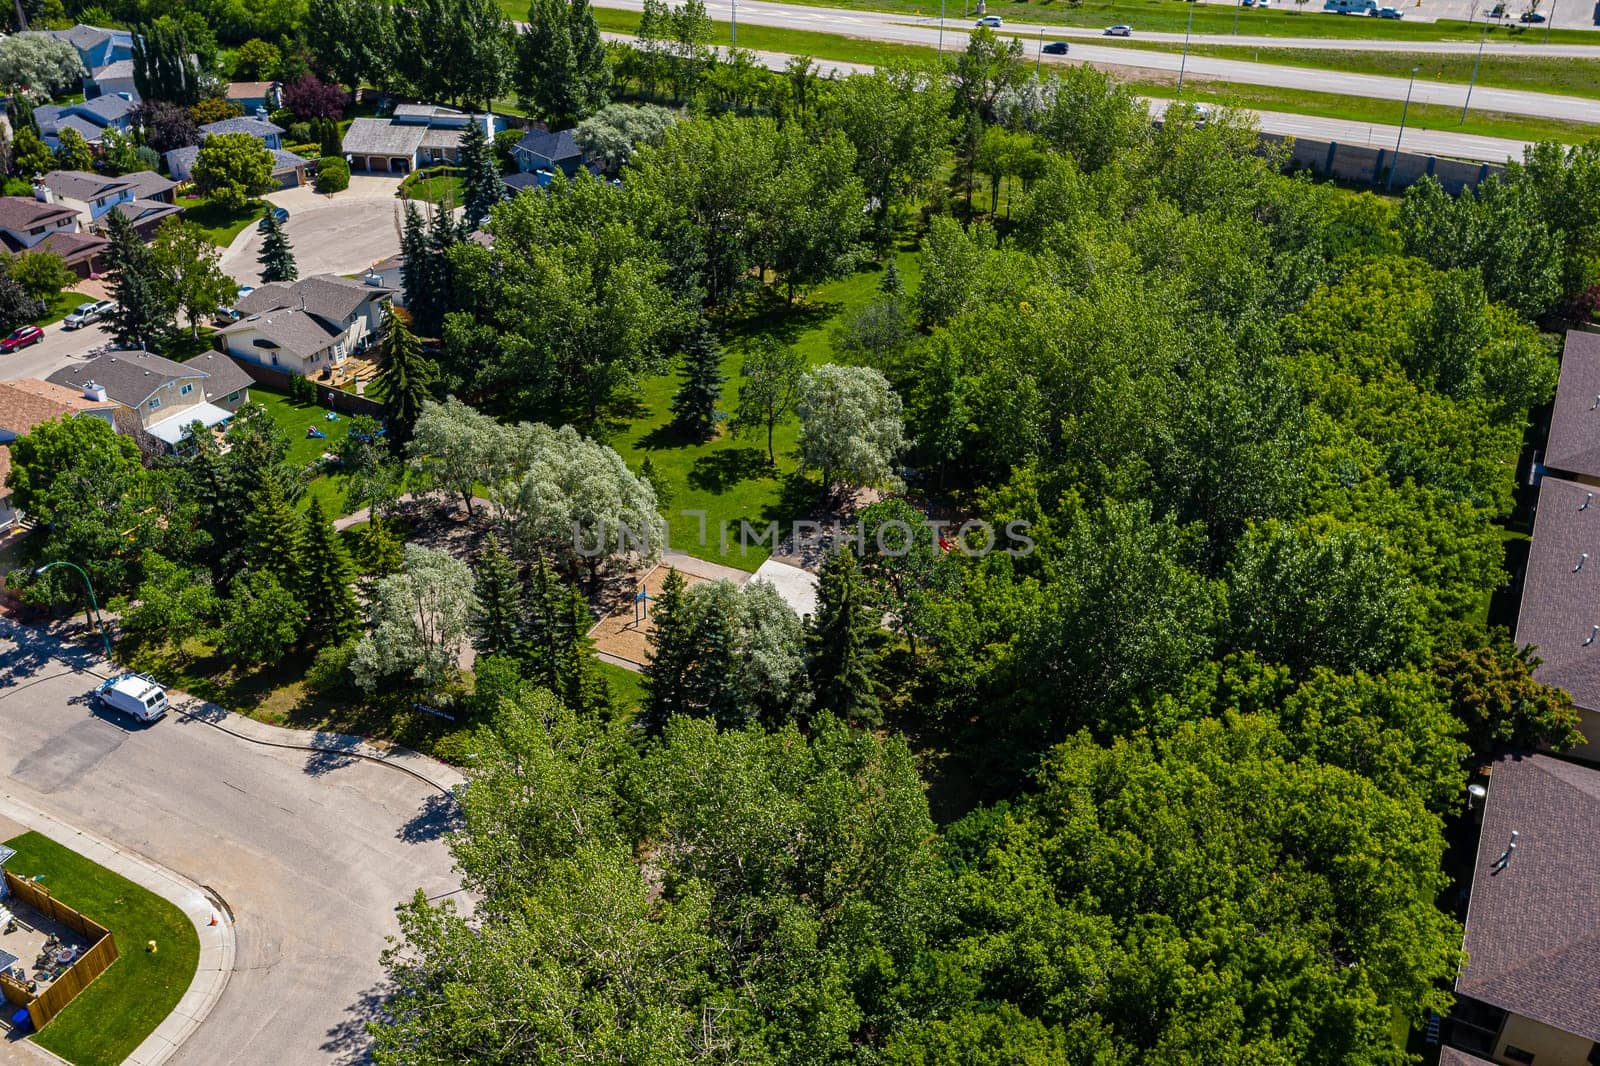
[220,177,409,288]
[0,317,116,384]
[0,624,461,1065]
[596,0,1600,120]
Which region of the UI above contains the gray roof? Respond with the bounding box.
[110,198,182,228]
[71,93,136,123]
[219,308,341,360]
[32,105,63,126]
[47,349,214,408]
[392,103,466,121]
[514,127,582,164]
[418,127,466,150]
[199,116,284,139]
[234,274,389,323]
[117,169,177,200]
[39,169,133,202]
[1515,475,1600,712]
[90,59,134,82]
[0,196,78,232]
[271,149,307,173]
[1458,753,1600,1042]
[42,114,106,144]
[47,24,111,52]
[1543,330,1600,480]
[340,118,425,159]
[165,146,198,174]
[185,351,255,397]
[1438,1050,1495,1066]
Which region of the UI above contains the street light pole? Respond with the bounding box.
[1233,0,1244,35]
[731,0,737,45]
[32,561,113,661]
[1388,66,1418,193]
[1545,0,1556,42]
[1462,17,1488,123]
[1177,0,1198,94]
[938,0,945,53]
[1036,25,1044,74]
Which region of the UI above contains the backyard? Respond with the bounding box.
[249,387,358,515]
[4,832,198,1066]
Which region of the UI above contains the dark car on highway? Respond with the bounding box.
[1042,40,1069,54]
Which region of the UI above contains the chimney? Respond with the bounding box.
[33,182,50,204]
[82,380,106,402]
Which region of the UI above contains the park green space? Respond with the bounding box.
[3,832,199,1066]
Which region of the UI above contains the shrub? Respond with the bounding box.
[287,121,313,144]
[306,638,360,697]
[315,156,350,194]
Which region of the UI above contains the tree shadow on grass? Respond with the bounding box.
[722,295,840,349]
[687,447,772,493]
[638,418,705,451]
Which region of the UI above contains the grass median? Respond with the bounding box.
[4,831,199,1066]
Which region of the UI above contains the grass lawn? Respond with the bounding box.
[1137,75,1600,142]
[182,197,267,247]
[596,659,647,713]
[37,290,90,327]
[401,170,466,208]
[1090,38,1600,100]
[249,387,356,515]
[605,250,923,569]
[587,6,943,65]
[4,832,199,1066]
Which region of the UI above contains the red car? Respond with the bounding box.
[0,325,44,352]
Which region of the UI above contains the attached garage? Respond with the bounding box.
[341,119,425,175]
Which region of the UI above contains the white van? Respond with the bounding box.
[93,674,169,723]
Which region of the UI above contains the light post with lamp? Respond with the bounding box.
[31,561,114,660]
[1387,66,1419,193]
[1462,16,1490,123]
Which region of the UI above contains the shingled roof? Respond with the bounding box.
[1438,1050,1496,1066]
[0,378,113,436]
[1457,753,1600,1043]
[234,275,392,323]
[1515,475,1600,711]
[1543,330,1600,481]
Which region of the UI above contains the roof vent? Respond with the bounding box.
[1593,394,1599,411]
[1584,493,1594,512]
[1586,626,1597,647]
[1491,830,1519,872]
[1577,553,1589,572]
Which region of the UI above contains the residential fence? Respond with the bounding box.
[0,871,119,1031]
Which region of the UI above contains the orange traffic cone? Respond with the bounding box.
[208,914,218,927]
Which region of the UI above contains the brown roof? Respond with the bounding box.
[38,229,110,264]
[0,197,79,233]
[1543,331,1600,480]
[0,378,111,435]
[1515,476,1600,711]
[1457,753,1600,1041]
[226,81,275,98]
[1438,1050,1496,1066]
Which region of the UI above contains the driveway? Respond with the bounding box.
[0,623,462,1065]
[219,177,409,288]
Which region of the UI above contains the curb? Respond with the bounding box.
[0,792,236,1066]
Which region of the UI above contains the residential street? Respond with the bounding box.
[219,177,411,288]
[0,313,115,384]
[0,622,462,1065]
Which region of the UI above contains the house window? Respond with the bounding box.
[28,225,43,235]
[180,383,193,396]
[227,390,241,402]
[1503,1048,1535,1065]
[147,397,161,410]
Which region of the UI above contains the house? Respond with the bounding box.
[118,170,179,205]
[342,106,497,175]
[34,170,179,239]
[40,25,134,79]
[225,81,280,114]
[1442,753,1600,1065]
[84,59,137,101]
[34,94,137,148]
[0,196,110,276]
[198,117,283,149]
[510,127,588,178]
[1540,331,1600,484]
[0,378,119,444]
[216,275,395,379]
[166,144,308,189]
[46,350,253,449]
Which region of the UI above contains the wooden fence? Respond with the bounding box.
[2,871,119,1030]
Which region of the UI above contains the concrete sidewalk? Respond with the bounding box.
[0,792,236,1066]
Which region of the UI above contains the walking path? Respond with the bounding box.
[0,792,236,1066]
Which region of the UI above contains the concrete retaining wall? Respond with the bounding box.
[1263,132,1506,193]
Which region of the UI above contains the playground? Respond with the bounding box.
[587,559,752,668]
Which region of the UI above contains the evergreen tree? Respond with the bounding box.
[880,257,904,299]
[131,20,204,106]
[518,0,578,124]
[9,93,35,136]
[670,320,725,441]
[569,0,609,115]
[297,496,361,647]
[642,567,693,732]
[258,207,298,283]
[242,479,305,593]
[104,210,175,351]
[459,117,502,227]
[376,317,438,448]
[518,555,608,715]
[470,534,525,660]
[399,203,430,324]
[807,547,880,727]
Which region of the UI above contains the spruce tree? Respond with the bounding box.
[552,583,608,716]
[376,318,438,447]
[258,207,298,283]
[104,210,174,351]
[687,586,739,728]
[642,567,693,733]
[880,257,903,299]
[242,480,305,593]
[470,534,525,660]
[807,547,880,727]
[459,118,502,227]
[399,204,430,323]
[671,320,725,441]
[297,496,361,646]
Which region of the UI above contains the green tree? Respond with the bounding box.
[98,128,144,175]
[796,364,907,498]
[353,544,477,693]
[574,104,675,175]
[469,533,524,661]
[297,496,361,647]
[117,550,218,650]
[232,38,281,80]
[10,126,53,178]
[669,320,724,441]
[192,133,275,211]
[458,117,501,226]
[376,317,439,447]
[150,219,235,338]
[408,396,505,517]
[517,0,605,123]
[519,555,608,715]
[642,566,693,732]
[808,547,879,727]
[7,250,74,303]
[732,337,804,464]
[1434,629,1586,759]
[241,478,306,593]
[131,19,204,106]
[828,61,952,244]
[219,569,304,665]
[104,209,177,352]
[0,35,84,100]
[257,205,297,282]
[52,127,93,172]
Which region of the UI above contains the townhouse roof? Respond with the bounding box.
[1543,330,1600,481]
[198,116,283,139]
[0,196,79,232]
[1457,753,1600,1043]
[38,169,134,202]
[0,378,113,435]
[1515,475,1600,712]
[340,117,426,158]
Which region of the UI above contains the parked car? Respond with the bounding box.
[257,206,289,231]
[62,299,114,330]
[1377,6,1404,16]
[94,673,168,724]
[1519,8,1546,19]
[1104,23,1133,34]
[975,13,1003,25]
[1042,40,1069,54]
[1,325,44,352]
